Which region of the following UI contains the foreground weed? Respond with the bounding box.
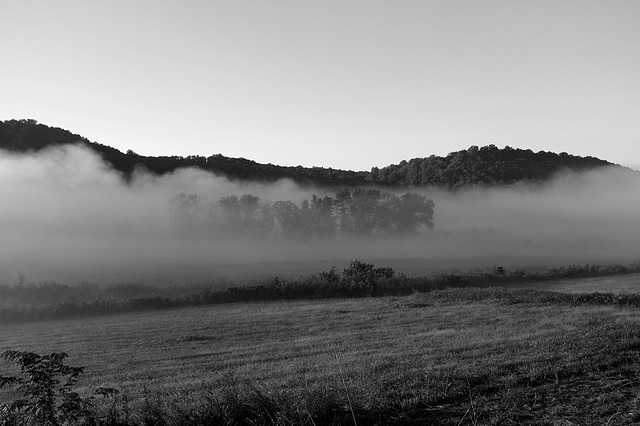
[0,350,118,426]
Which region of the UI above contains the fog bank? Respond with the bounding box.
[1,145,639,284]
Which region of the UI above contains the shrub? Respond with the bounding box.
[342,260,395,282]
[0,350,118,426]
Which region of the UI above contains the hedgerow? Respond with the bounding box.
[1,260,640,323]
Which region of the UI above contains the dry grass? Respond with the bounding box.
[3,287,640,424]
[506,272,640,294]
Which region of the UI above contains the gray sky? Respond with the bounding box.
[2,1,639,171]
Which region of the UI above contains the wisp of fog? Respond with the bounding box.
[1,145,639,284]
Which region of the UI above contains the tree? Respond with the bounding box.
[334,188,354,235]
[214,194,274,236]
[272,200,306,238]
[215,194,242,231]
[237,194,274,236]
[393,193,435,233]
[254,200,275,236]
[169,193,200,231]
[308,195,336,238]
[375,192,399,233]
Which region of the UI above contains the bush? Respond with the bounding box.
[0,350,118,426]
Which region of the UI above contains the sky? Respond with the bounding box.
[1,1,639,171]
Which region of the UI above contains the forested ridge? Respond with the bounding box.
[370,144,616,188]
[0,119,624,189]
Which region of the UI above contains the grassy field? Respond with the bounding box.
[507,273,640,294]
[3,281,640,424]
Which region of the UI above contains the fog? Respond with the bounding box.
[2,145,639,284]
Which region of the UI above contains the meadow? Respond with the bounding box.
[2,264,640,424]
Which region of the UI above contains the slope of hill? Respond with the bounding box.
[0,119,626,189]
[369,144,617,188]
[0,119,367,187]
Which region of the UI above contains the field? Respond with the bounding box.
[509,273,640,294]
[2,270,640,425]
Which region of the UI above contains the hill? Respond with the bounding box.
[370,144,617,188]
[0,119,625,189]
[0,119,367,187]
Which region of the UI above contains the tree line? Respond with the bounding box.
[2,120,622,190]
[368,145,615,188]
[169,189,435,238]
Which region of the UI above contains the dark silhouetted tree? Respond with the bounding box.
[350,189,381,235]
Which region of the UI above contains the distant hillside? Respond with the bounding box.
[369,145,617,188]
[0,119,367,187]
[0,119,625,189]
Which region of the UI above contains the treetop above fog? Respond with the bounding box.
[0,119,624,189]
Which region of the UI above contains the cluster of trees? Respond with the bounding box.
[368,145,615,188]
[169,189,435,238]
[2,120,622,190]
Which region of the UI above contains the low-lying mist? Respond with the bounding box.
[2,145,639,285]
